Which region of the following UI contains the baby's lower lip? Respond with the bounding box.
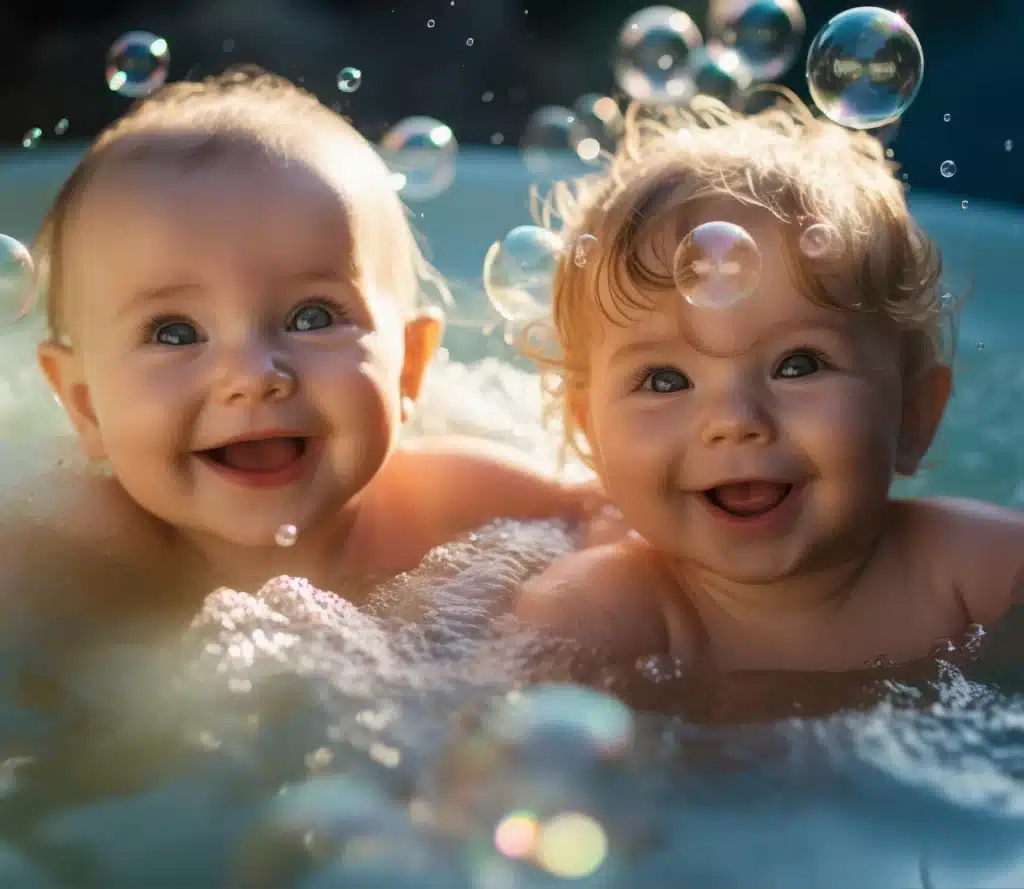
[195,438,319,489]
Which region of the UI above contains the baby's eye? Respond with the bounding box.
[288,301,340,333]
[775,350,826,379]
[152,320,200,347]
[641,368,691,393]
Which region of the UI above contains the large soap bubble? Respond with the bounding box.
[673,221,761,309]
[483,226,563,324]
[105,31,170,98]
[614,6,704,103]
[380,117,458,202]
[0,234,34,323]
[806,6,923,130]
[707,0,806,82]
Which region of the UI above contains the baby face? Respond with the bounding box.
[47,145,411,548]
[580,204,912,584]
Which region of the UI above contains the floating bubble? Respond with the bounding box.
[940,160,956,178]
[1005,139,1013,152]
[686,42,752,107]
[520,106,588,176]
[380,116,457,202]
[572,234,599,268]
[275,524,297,547]
[105,31,170,98]
[569,94,623,158]
[0,235,34,324]
[614,6,704,103]
[961,200,968,210]
[673,221,761,309]
[483,226,563,324]
[336,66,362,93]
[21,128,41,150]
[535,812,608,879]
[798,222,842,260]
[943,112,951,122]
[466,37,474,46]
[707,0,806,82]
[54,118,69,136]
[805,7,924,130]
[427,19,435,28]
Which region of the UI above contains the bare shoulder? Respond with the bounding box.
[896,497,1024,624]
[385,435,601,545]
[514,536,676,664]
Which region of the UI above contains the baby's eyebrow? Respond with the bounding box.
[118,282,197,318]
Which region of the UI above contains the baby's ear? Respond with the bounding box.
[400,308,444,402]
[895,363,952,476]
[37,341,107,461]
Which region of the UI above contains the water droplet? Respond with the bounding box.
[940,159,956,178]
[614,6,703,103]
[336,66,362,93]
[572,233,598,268]
[673,221,761,309]
[708,0,806,82]
[798,222,842,260]
[105,31,170,98]
[805,7,924,130]
[21,128,41,150]
[943,112,951,122]
[483,225,562,323]
[520,106,587,176]
[427,18,435,27]
[275,524,298,547]
[54,118,69,136]
[0,235,34,324]
[685,43,753,107]
[961,200,968,210]
[380,116,457,202]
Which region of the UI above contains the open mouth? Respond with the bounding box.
[197,436,314,488]
[703,481,793,519]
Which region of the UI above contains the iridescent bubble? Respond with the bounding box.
[961,200,968,210]
[105,31,170,98]
[520,106,588,176]
[0,235,34,323]
[943,112,951,122]
[380,116,457,202]
[707,0,806,82]
[535,813,608,879]
[940,159,956,178]
[805,7,924,130]
[275,524,297,547]
[21,128,41,150]
[798,222,842,260]
[614,6,704,103]
[483,226,563,323]
[673,221,761,309]
[336,66,362,93]
[572,234,599,268]
[568,93,623,159]
[686,42,752,107]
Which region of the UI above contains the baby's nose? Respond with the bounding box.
[213,342,297,405]
[699,387,774,447]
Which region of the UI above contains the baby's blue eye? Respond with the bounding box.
[775,351,823,379]
[288,303,334,332]
[154,320,199,346]
[643,368,690,393]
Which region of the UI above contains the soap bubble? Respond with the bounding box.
[520,106,589,176]
[54,118,69,136]
[806,7,923,130]
[569,93,624,159]
[380,116,457,202]
[939,160,956,178]
[673,221,761,309]
[336,66,362,93]
[0,235,34,323]
[105,31,170,98]
[614,6,704,103]
[686,43,752,107]
[707,0,806,82]
[483,226,563,323]
[572,234,599,268]
[275,524,297,547]
[798,222,842,260]
[21,128,41,150]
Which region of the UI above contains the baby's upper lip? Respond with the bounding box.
[197,429,308,451]
[693,475,797,491]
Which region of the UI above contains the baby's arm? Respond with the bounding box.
[514,538,675,665]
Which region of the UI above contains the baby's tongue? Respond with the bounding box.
[218,438,300,472]
[712,481,789,515]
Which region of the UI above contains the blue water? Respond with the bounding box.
[0,149,1023,888]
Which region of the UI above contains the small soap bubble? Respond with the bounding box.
[976,341,984,350]
[805,7,924,130]
[481,91,494,102]
[21,128,41,150]
[336,66,362,93]
[686,43,752,108]
[1005,139,1013,151]
[466,37,474,46]
[798,222,842,260]
[380,116,457,202]
[939,160,956,178]
[54,118,69,136]
[275,524,297,547]
[0,235,34,323]
[673,221,761,309]
[943,112,951,122]
[520,106,588,176]
[961,200,968,210]
[105,31,170,98]
[569,93,623,160]
[708,0,806,82]
[572,234,599,268]
[614,6,704,103]
[427,19,435,27]
[483,225,563,323]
